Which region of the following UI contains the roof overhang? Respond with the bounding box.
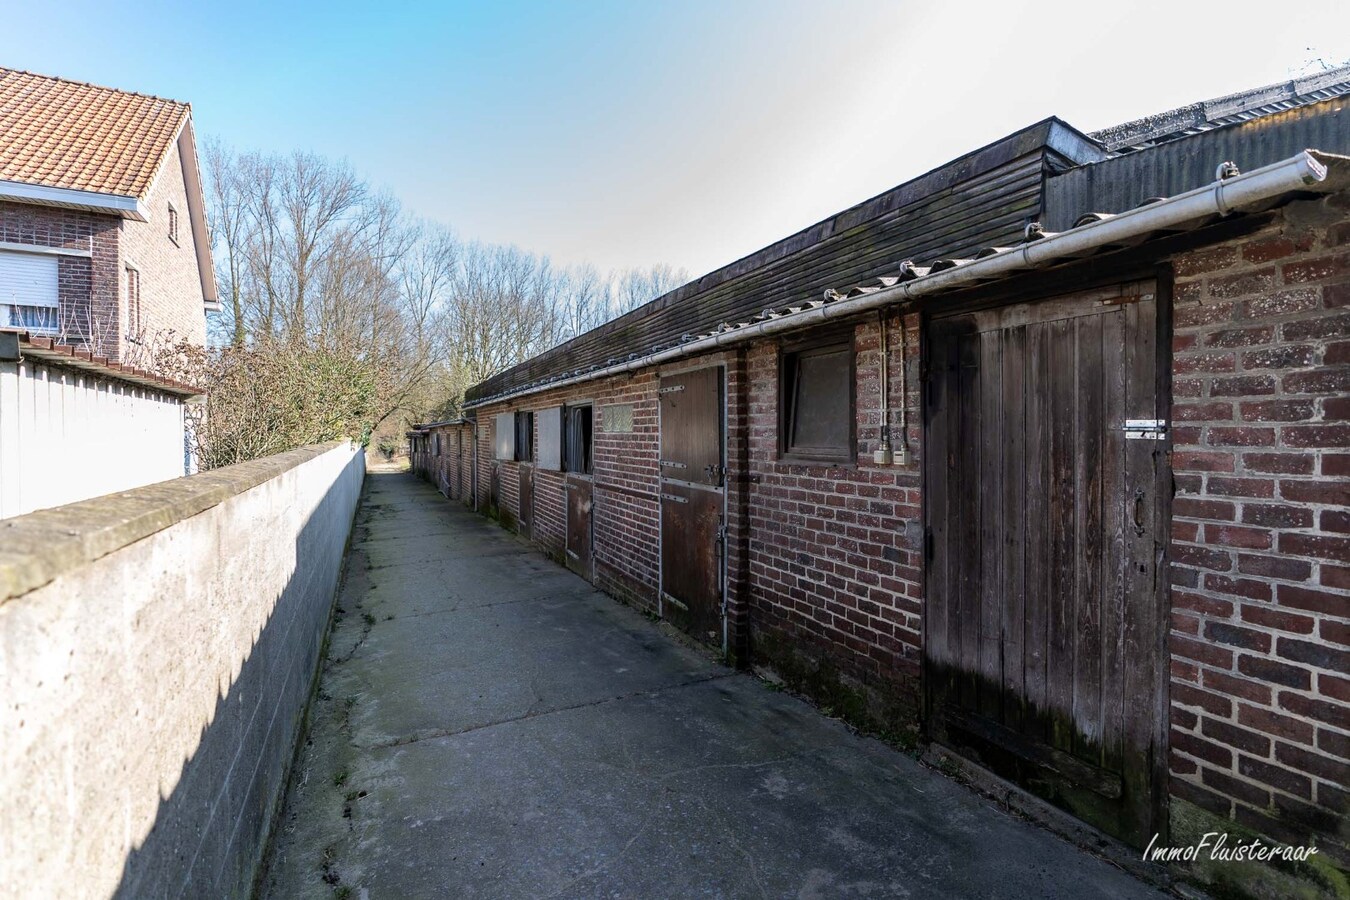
[172,118,219,310]
[2,328,202,397]
[464,150,1343,410]
[0,179,147,221]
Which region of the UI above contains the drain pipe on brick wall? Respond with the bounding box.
[874,309,893,466]
[896,314,911,466]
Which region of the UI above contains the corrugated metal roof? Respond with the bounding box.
[1045,95,1348,231]
[1091,64,1350,153]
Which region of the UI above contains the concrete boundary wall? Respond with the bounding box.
[0,440,364,898]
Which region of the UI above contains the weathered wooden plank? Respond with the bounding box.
[978,331,1004,721]
[1121,292,1161,845]
[956,331,982,711]
[1100,307,1128,776]
[1047,317,1076,753]
[944,707,1124,800]
[1072,312,1105,761]
[924,325,954,709]
[1023,321,1051,744]
[1000,325,1027,732]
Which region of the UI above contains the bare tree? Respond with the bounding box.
[196,142,692,465]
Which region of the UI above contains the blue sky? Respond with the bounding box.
[3,0,1348,278]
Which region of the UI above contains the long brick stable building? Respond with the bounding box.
[413,71,1350,895]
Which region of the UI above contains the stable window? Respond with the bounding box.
[515,411,534,462]
[537,406,563,470]
[603,403,634,433]
[781,335,854,463]
[563,404,593,474]
[434,433,441,456]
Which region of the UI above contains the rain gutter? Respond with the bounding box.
[464,150,1329,411]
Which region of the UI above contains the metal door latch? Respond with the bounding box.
[1123,419,1168,440]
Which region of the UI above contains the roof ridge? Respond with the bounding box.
[1090,63,1350,150]
[0,65,190,109]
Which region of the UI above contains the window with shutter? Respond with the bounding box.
[0,251,59,334]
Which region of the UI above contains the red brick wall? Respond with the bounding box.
[744,310,924,716]
[0,201,119,357]
[1166,196,1348,863]
[452,194,1348,864]
[472,355,731,616]
[410,424,472,503]
[468,317,926,719]
[118,139,209,354]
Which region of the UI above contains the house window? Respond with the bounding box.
[125,266,142,338]
[781,334,854,463]
[0,250,60,335]
[167,204,179,245]
[515,411,534,462]
[563,404,593,474]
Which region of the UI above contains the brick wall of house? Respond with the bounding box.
[0,201,119,357]
[118,139,208,356]
[1166,195,1348,865]
[744,310,925,720]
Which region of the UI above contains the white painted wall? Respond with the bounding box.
[0,358,188,519]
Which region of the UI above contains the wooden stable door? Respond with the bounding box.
[923,282,1167,848]
[565,476,593,579]
[518,465,533,538]
[659,366,725,645]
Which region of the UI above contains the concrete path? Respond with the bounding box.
[260,469,1162,899]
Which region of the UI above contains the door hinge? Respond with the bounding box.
[1123,419,1168,440]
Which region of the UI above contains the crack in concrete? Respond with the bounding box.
[360,671,736,751]
[377,588,597,621]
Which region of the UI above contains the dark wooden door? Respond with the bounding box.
[565,475,593,580]
[659,366,725,644]
[519,465,533,538]
[489,462,500,516]
[923,281,1166,848]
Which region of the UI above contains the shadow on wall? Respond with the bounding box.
[108,462,361,897]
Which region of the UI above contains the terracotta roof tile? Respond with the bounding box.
[0,67,190,199]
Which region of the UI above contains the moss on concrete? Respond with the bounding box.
[1169,799,1348,900]
[750,628,920,751]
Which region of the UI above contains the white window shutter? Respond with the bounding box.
[536,406,562,470]
[0,251,59,308]
[494,412,515,460]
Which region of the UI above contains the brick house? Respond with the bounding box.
[0,67,217,361]
[419,71,1349,894]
